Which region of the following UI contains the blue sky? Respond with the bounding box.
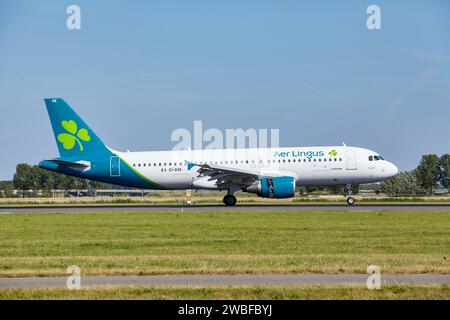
[1,0,449,179]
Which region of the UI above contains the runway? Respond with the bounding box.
[0,274,449,289]
[0,204,449,213]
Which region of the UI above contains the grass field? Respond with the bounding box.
[0,210,448,277]
[0,285,448,300]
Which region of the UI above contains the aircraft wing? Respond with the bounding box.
[187,161,278,189]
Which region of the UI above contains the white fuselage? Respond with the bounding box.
[116,146,398,190]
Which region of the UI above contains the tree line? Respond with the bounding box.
[4,164,112,198]
[381,154,450,195]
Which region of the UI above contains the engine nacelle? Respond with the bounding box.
[244,176,296,198]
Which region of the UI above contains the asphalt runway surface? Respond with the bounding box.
[0,274,449,289]
[0,204,449,213]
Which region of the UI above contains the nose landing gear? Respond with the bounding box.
[345,184,356,205]
[346,196,356,205]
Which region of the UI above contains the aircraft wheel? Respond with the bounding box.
[223,195,237,206]
[346,196,356,205]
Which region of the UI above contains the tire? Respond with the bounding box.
[346,196,356,205]
[223,195,237,206]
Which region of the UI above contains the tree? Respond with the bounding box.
[34,166,59,197]
[439,154,450,189]
[13,164,34,198]
[415,154,441,194]
[0,180,14,198]
[381,171,423,195]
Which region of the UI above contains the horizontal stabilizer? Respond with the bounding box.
[41,159,91,171]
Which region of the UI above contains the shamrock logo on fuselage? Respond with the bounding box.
[57,120,91,151]
[328,149,338,157]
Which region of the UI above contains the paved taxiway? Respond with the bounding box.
[0,274,449,288]
[0,204,449,213]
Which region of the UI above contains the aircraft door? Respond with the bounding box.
[110,156,121,177]
[345,150,357,170]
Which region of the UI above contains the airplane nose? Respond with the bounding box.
[387,162,399,177]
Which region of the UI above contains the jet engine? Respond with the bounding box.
[244,176,295,198]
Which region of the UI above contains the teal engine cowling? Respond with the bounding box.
[244,176,296,198]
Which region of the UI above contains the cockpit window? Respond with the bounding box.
[374,156,380,161]
[378,155,384,160]
[369,156,373,161]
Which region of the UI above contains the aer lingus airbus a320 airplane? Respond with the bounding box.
[39,98,398,205]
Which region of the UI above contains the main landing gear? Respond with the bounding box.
[223,194,237,206]
[345,184,356,206]
[223,186,239,206]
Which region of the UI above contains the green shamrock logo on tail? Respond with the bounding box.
[328,149,338,157]
[57,120,91,151]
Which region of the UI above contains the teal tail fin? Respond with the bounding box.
[44,98,109,158]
